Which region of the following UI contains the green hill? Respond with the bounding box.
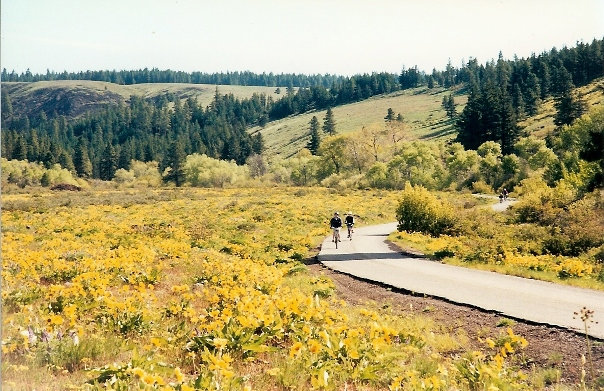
[253,87,468,158]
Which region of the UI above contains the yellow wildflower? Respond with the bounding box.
[289,341,303,357]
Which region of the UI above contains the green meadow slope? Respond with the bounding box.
[254,87,468,158]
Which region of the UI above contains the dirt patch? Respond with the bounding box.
[305,256,604,385]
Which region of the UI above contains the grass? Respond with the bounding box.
[253,86,467,158]
[3,79,284,116]
[518,78,604,138]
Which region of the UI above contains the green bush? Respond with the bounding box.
[396,184,457,237]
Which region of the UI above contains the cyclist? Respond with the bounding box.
[330,212,342,243]
[345,211,354,239]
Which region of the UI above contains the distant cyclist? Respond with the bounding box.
[345,211,354,239]
[330,212,342,243]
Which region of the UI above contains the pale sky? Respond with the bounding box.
[2,0,603,77]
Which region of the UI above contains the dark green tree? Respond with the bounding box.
[1,89,13,122]
[99,143,118,180]
[58,150,75,172]
[12,135,28,161]
[306,116,321,155]
[163,140,186,186]
[384,108,395,122]
[322,107,336,135]
[442,95,456,119]
[554,92,587,127]
[74,139,93,178]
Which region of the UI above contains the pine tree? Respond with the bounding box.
[74,139,93,178]
[12,135,28,160]
[1,89,13,123]
[524,72,541,116]
[498,89,519,155]
[163,140,186,186]
[456,87,484,150]
[384,108,395,122]
[99,143,118,180]
[58,150,75,172]
[306,116,321,155]
[442,95,456,119]
[322,107,336,135]
[554,92,587,127]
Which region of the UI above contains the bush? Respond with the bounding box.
[470,180,493,194]
[184,154,249,187]
[396,184,457,237]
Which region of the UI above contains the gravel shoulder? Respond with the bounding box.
[307,257,603,385]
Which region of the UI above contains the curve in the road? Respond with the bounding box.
[318,222,604,339]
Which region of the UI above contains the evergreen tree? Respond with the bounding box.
[306,116,321,155]
[118,143,132,170]
[251,133,264,154]
[456,87,484,150]
[58,150,75,172]
[384,108,395,122]
[12,135,28,161]
[40,172,51,187]
[442,95,456,119]
[1,89,13,122]
[163,140,186,186]
[322,107,336,135]
[553,70,586,127]
[511,83,525,119]
[99,143,118,180]
[74,139,93,178]
[554,92,587,127]
[498,89,519,155]
[427,76,434,89]
[524,72,541,116]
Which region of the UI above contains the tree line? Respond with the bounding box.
[1,68,345,88]
[1,91,264,181]
[453,38,603,154]
[2,38,602,181]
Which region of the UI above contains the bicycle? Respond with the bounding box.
[332,227,341,249]
[346,224,353,240]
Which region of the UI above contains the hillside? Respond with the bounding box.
[253,87,468,158]
[519,78,604,138]
[257,78,604,158]
[1,80,283,120]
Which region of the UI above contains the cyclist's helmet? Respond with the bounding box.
[334,211,339,215]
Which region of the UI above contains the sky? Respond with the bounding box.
[2,0,604,77]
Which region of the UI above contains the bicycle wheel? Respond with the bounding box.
[335,231,338,249]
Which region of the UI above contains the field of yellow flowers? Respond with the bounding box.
[3,187,534,390]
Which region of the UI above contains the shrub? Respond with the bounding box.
[471,180,493,194]
[184,153,249,187]
[396,184,457,237]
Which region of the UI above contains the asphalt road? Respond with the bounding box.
[318,222,604,339]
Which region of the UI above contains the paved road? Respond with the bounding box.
[319,222,604,339]
[471,193,518,212]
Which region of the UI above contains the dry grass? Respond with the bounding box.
[4,80,283,109]
[519,78,604,138]
[254,87,467,158]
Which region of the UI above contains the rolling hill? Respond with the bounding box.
[253,87,468,158]
[2,80,283,121]
[3,77,603,160]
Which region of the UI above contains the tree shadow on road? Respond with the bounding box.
[319,252,406,262]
